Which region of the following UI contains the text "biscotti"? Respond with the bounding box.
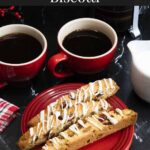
[50,0,100,3]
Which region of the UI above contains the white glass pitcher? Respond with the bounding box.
[127,40,150,103]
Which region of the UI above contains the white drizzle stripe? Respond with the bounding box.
[103,100,109,110]
[104,79,109,91]
[55,111,61,118]
[69,92,76,100]
[38,127,42,137]
[89,82,95,95]
[50,116,54,130]
[100,99,105,109]
[29,127,34,137]
[40,110,45,123]
[91,100,94,108]
[115,108,123,116]
[50,101,57,113]
[43,121,47,134]
[95,80,103,96]
[80,102,88,116]
[42,145,49,150]
[94,114,105,122]
[109,78,114,89]
[78,89,83,103]
[65,100,69,109]
[78,119,86,128]
[87,117,102,130]
[74,105,78,118]
[82,87,87,102]
[49,137,60,149]
[33,135,37,143]
[92,115,101,124]
[55,111,61,128]
[94,102,99,113]
[61,108,68,125]
[60,132,70,140]
[69,124,80,135]
[61,96,68,109]
[89,88,92,101]
[102,111,118,125]
[47,105,51,117]
[47,115,51,131]
[36,123,40,136]
[68,99,72,107]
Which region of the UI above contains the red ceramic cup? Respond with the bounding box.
[48,18,118,78]
[0,24,47,88]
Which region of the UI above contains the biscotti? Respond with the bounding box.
[18,99,112,150]
[28,78,119,127]
[42,108,137,150]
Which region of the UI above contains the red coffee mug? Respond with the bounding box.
[0,24,47,88]
[48,18,118,78]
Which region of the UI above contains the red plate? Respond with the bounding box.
[21,83,134,150]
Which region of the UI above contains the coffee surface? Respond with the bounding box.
[0,33,42,64]
[63,30,112,57]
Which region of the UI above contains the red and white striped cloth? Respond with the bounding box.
[0,98,19,133]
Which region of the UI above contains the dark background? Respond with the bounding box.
[0,6,150,150]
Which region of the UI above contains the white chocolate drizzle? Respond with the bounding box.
[69,124,80,135]
[61,108,68,125]
[93,114,105,122]
[30,127,37,143]
[89,82,95,95]
[42,144,49,150]
[69,91,76,100]
[104,79,109,90]
[49,137,60,149]
[50,116,54,129]
[77,89,83,103]
[80,102,88,116]
[97,80,103,95]
[37,123,42,137]
[109,78,114,89]
[87,116,102,130]
[88,88,93,101]
[103,100,109,110]
[47,105,51,117]
[100,99,108,110]
[29,127,34,137]
[61,96,68,109]
[115,108,123,116]
[60,132,70,140]
[102,111,118,125]
[40,110,45,123]
[82,87,88,102]
[68,99,73,107]
[94,102,99,113]
[78,119,86,128]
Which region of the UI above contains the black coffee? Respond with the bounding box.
[0,33,42,64]
[63,30,112,57]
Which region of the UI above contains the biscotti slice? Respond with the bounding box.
[18,99,112,150]
[28,78,119,127]
[42,108,137,150]
[18,98,112,150]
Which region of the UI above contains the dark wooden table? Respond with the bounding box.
[0,6,150,150]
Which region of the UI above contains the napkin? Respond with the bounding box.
[0,98,19,133]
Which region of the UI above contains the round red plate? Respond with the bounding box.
[21,83,134,150]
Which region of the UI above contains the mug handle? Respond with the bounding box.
[48,52,73,78]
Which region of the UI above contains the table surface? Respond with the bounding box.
[0,6,150,150]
